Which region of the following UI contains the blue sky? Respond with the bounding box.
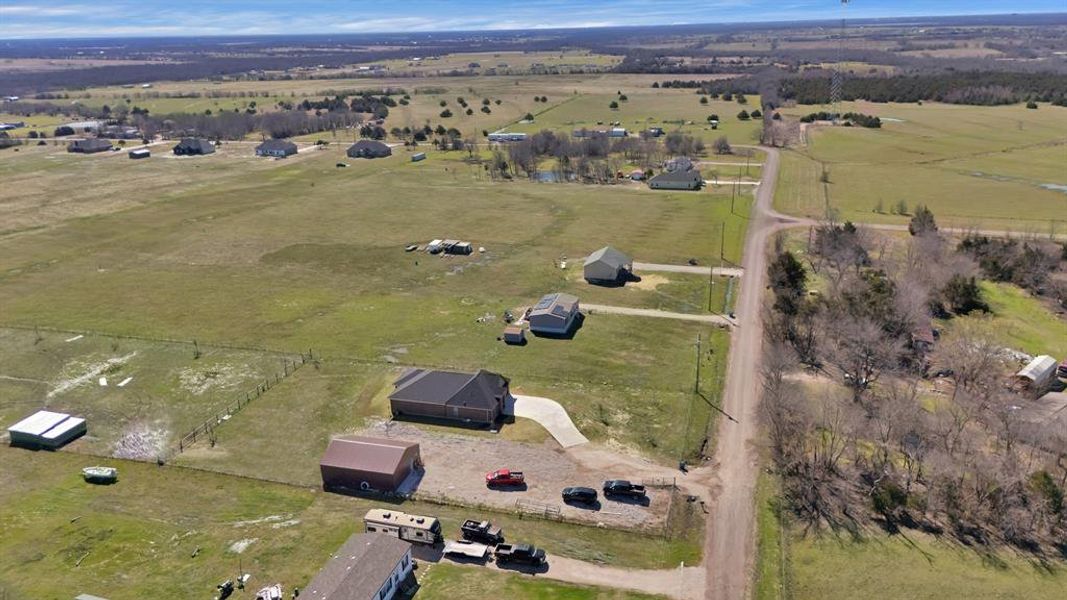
[0,1,1063,39]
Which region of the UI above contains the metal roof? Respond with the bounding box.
[41,416,86,440]
[320,436,419,476]
[1016,355,1058,382]
[584,246,631,270]
[8,410,69,436]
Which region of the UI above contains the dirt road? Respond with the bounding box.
[701,146,802,600]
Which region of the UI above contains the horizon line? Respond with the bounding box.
[2,11,1066,42]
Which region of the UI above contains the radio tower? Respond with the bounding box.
[831,0,849,119]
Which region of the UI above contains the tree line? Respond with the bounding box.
[761,211,1066,554]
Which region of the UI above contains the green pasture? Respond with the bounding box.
[775,101,1067,231]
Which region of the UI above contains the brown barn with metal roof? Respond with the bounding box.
[389,368,509,426]
[320,436,421,493]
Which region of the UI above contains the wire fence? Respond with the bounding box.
[175,349,313,456]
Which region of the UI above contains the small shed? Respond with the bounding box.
[411,152,426,162]
[445,242,473,255]
[1015,355,1059,390]
[584,246,633,284]
[8,410,86,449]
[128,148,150,159]
[347,140,392,159]
[528,292,580,335]
[320,436,421,493]
[173,138,215,156]
[255,139,298,158]
[503,325,526,345]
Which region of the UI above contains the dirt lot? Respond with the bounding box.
[359,419,671,531]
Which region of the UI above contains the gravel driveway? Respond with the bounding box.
[359,419,669,531]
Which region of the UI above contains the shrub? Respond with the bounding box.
[440,109,453,118]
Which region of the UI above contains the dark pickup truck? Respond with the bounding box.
[461,519,504,545]
[603,480,647,499]
[494,543,547,566]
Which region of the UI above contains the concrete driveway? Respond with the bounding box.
[504,394,589,448]
[632,261,744,277]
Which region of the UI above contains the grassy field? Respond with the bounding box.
[1,85,748,471]
[753,472,787,600]
[787,530,1067,600]
[775,101,1067,231]
[0,446,698,599]
[510,89,763,146]
[959,281,1067,358]
[417,563,665,600]
[0,327,291,457]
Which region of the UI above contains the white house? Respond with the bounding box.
[302,533,413,600]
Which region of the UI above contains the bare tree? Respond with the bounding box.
[823,314,901,404]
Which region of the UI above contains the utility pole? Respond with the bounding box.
[694,334,702,394]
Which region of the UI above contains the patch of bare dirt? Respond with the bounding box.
[112,420,169,460]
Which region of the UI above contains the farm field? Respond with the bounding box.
[775,101,1067,232]
[0,446,700,600]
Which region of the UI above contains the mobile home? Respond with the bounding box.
[363,509,442,545]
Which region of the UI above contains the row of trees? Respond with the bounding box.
[499,129,706,182]
[780,71,1067,106]
[761,212,1066,554]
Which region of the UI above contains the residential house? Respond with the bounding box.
[664,156,695,172]
[302,533,413,600]
[389,368,510,426]
[347,140,392,159]
[67,138,112,153]
[584,246,633,284]
[173,138,215,155]
[255,139,298,158]
[528,292,581,335]
[649,169,703,190]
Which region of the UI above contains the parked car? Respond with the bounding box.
[494,543,547,566]
[562,486,598,504]
[486,469,525,487]
[461,519,504,545]
[603,480,647,499]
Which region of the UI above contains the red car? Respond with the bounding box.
[485,469,525,487]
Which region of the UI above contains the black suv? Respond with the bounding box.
[562,486,598,504]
